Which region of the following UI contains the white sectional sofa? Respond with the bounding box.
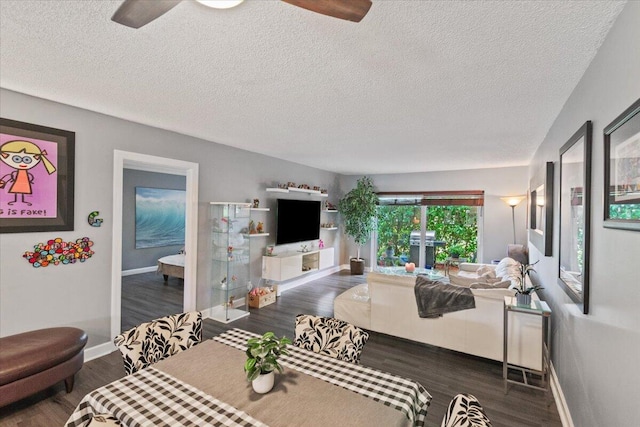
[334,266,543,370]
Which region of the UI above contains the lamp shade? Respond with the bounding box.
[500,196,525,207]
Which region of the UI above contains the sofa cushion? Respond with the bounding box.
[494,257,520,288]
[469,279,511,289]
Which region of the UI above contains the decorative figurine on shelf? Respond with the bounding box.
[287,181,296,188]
[325,201,336,210]
[249,220,257,234]
[266,245,275,256]
[300,244,308,252]
[405,262,416,273]
[256,222,264,234]
[221,276,227,289]
[227,246,233,260]
[318,239,324,249]
[253,199,260,208]
[313,186,320,191]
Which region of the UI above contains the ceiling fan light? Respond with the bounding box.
[196,0,244,9]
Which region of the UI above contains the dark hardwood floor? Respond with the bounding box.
[0,270,562,427]
[120,272,184,332]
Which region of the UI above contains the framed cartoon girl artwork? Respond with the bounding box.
[0,118,75,233]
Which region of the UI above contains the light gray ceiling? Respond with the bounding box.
[0,1,626,174]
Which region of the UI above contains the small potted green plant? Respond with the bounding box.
[244,331,291,393]
[448,244,464,259]
[515,261,543,306]
[338,176,379,275]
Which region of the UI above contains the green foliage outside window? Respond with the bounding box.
[376,205,478,265]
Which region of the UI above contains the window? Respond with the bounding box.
[375,191,483,268]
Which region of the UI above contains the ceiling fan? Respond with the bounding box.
[111,0,372,29]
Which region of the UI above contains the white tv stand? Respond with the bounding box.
[262,248,334,282]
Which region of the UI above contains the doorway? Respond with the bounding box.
[110,150,199,339]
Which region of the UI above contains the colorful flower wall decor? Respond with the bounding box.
[23,237,94,267]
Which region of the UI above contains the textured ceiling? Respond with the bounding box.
[0,1,626,174]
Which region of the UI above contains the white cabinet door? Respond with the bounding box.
[280,255,302,281]
[319,248,334,270]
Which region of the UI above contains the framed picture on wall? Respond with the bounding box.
[135,187,186,249]
[0,118,75,233]
[529,161,554,256]
[558,121,591,315]
[603,98,640,231]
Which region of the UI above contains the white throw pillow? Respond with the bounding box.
[495,257,520,288]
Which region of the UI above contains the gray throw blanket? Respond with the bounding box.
[414,275,476,318]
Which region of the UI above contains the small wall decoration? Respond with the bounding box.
[0,118,75,233]
[23,237,94,268]
[87,211,103,227]
[135,187,185,249]
[603,98,640,231]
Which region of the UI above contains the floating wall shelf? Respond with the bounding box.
[266,187,328,197]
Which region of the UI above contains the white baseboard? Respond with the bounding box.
[122,266,157,276]
[84,341,116,362]
[550,361,574,427]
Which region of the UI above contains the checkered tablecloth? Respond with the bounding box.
[214,328,432,426]
[65,367,268,427]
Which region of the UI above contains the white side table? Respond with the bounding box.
[503,296,552,397]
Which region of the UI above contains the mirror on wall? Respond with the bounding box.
[529,162,554,256]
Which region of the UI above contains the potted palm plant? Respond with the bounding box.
[515,261,543,306]
[244,331,291,394]
[338,176,378,275]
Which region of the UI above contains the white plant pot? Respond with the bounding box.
[252,371,275,394]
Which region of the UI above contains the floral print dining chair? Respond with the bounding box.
[113,311,202,375]
[293,314,369,364]
[441,393,492,427]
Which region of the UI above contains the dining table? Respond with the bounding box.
[65,328,432,427]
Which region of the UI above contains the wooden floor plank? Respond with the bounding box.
[0,270,562,427]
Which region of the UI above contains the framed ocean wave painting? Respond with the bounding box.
[135,187,186,249]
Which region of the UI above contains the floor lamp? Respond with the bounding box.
[500,196,525,244]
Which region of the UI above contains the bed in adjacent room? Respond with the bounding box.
[157,253,184,282]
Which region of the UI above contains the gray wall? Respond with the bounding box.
[527,2,640,425]
[122,169,186,271]
[0,88,339,347]
[339,167,529,267]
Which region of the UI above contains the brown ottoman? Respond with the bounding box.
[0,327,88,407]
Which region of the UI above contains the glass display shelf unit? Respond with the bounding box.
[209,202,252,323]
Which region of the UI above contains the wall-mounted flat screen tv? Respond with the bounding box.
[276,199,321,245]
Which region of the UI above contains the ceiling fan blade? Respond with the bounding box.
[111,0,182,29]
[282,0,372,22]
